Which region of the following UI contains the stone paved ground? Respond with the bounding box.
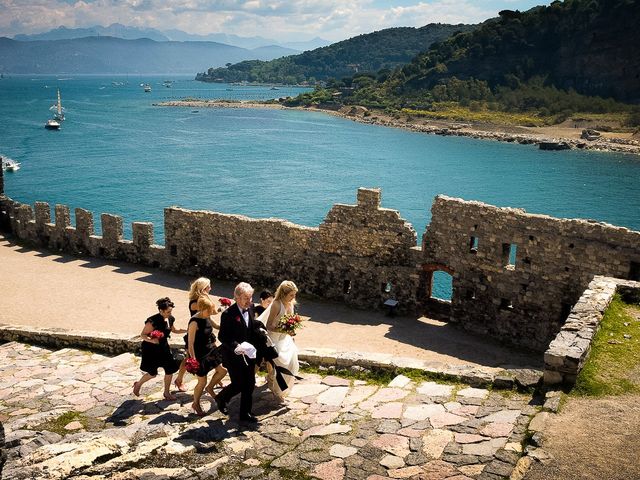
[0,342,539,480]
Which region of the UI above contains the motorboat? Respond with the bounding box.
[1,157,21,171]
[143,84,152,92]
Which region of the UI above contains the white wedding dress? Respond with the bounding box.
[258,301,299,398]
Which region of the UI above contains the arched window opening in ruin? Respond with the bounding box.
[431,270,453,302]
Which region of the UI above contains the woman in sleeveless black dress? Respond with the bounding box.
[188,295,226,415]
[174,277,225,392]
[133,297,187,400]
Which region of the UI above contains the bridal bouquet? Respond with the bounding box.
[276,313,303,335]
[219,297,232,309]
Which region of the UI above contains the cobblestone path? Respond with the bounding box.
[0,342,538,480]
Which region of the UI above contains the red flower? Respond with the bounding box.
[219,297,232,307]
[235,316,241,322]
[185,358,200,374]
[149,330,164,339]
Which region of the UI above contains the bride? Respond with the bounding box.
[258,280,300,399]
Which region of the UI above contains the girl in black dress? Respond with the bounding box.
[133,297,187,400]
[188,295,227,416]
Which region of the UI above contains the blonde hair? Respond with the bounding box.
[189,277,211,301]
[197,295,214,315]
[274,280,298,304]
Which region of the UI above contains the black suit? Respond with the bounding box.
[217,303,258,417]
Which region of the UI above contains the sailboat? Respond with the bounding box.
[45,89,65,130]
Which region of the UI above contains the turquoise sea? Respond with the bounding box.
[2,75,640,246]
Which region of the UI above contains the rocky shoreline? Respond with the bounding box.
[155,100,640,156]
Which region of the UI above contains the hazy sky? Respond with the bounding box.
[1,0,553,42]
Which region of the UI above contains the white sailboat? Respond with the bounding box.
[45,89,64,129]
[50,88,65,121]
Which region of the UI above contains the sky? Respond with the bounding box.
[0,0,554,42]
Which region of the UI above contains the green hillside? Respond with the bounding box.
[195,23,474,85]
[292,0,640,126]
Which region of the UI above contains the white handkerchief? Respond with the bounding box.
[235,341,257,359]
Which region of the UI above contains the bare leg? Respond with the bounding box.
[192,376,207,415]
[133,373,155,396]
[206,365,227,398]
[174,358,187,392]
[163,374,177,400]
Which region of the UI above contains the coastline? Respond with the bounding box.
[155,100,640,156]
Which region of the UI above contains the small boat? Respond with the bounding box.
[163,80,173,88]
[45,119,61,130]
[143,84,151,92]
[270,86,280,90]
[1,156,21,172]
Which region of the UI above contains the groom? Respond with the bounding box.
[216,282,260,423]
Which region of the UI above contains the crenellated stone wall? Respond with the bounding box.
[0,188,421,313]
[422,195,640,351]
[1,187,639,359]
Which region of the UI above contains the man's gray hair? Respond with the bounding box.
[234,282,254,298]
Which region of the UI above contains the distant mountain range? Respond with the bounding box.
[0,36,298,74]
[12,24,330,52]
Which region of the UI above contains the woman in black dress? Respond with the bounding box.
[174,277,224,391]
[133,297,186,400]
[188,295,227,416]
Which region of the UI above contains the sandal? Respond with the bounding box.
[174,380,187,392]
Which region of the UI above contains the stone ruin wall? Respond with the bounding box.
[422,195,640,351]
[2,182,639,355]
[0,188,421,313]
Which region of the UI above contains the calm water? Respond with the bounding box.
[2,75,640,247]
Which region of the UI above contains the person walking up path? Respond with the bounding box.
[133,297,186,400]
[215,282,260,423]
[187,295,227,416]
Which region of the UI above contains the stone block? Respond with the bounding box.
[101,213,123,244]
[75,208,95,238]
[54,204,71,229]
[34,202,51,226]
[133,222,154,249]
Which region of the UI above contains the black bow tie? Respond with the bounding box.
[242,308,249,314]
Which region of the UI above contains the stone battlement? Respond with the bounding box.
[1,187,639,367]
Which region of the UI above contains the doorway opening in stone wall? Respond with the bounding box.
[421,263,454,321]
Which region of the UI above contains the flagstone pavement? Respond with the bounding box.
[0,342,539,480]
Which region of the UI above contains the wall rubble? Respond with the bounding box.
[544,276,640,385]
